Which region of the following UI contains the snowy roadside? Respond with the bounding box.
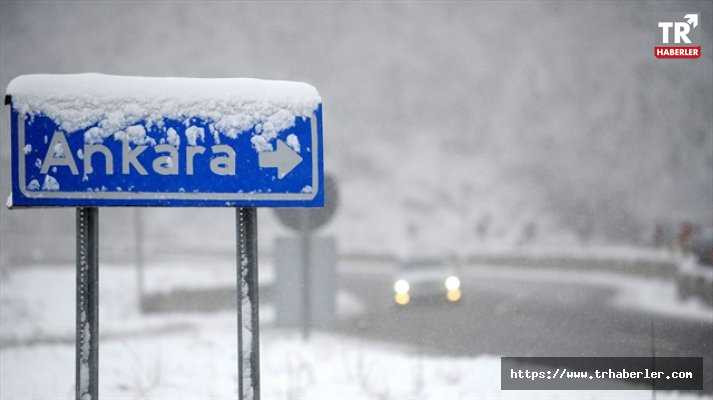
[2,330,710,400]
[460,266,713,323]
[4,259,710,345]
[1,263,711,399]
[0,260,362,345]
[340,255,713,323]
[0,263,245,344]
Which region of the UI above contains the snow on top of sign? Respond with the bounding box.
[7,73,321,148]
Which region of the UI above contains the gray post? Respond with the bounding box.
[300,210,311,340]
[133,208,145,309]
[76,207,99,400]
[236,208,259,400]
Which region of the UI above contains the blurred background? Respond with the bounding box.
[1,1,712,399]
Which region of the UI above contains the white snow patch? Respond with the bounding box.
[52,142,64,157]
[114,124,155,146]
[184,125,204,146]
[286,133,300,153]
[84,126,112,144]
[27,179,40,191]
[41,175,60,191]
[238,250,254,399]
[166,127,180,147]
[612,279,713,322]
[78,312,91,399]
[679,257,713,280]
[250,135,272,152]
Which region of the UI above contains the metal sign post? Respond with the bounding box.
[6,74,325,400]
[236,208,260,400]
[76,207,99,400]
[300,210,312,340]
[133,208,145,309]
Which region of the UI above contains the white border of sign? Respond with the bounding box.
[17,112,320,201]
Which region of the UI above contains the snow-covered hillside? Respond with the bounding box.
[0,2,711,261]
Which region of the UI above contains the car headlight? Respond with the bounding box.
[446,288,461,302]
[394,292,410,305]
[444,276,460,291]
[394,279,410,294]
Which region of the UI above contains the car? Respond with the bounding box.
[392,256,462,306]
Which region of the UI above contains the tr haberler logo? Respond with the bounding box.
[655,13,701,59]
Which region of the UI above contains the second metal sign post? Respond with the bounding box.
[236,208,260,400]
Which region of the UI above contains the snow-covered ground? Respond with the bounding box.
[0,263,265,343]
[0,257,367,344]
[2,259,711,399]
[2,326,710,399]
[141,258,275,295]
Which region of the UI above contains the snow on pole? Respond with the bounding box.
[76,207,98,400]
[236,208,259,400]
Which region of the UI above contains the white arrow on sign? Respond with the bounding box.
[259,139,303,179]
[684,13,698,29]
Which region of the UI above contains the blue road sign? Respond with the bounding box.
[7,98,324,208]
